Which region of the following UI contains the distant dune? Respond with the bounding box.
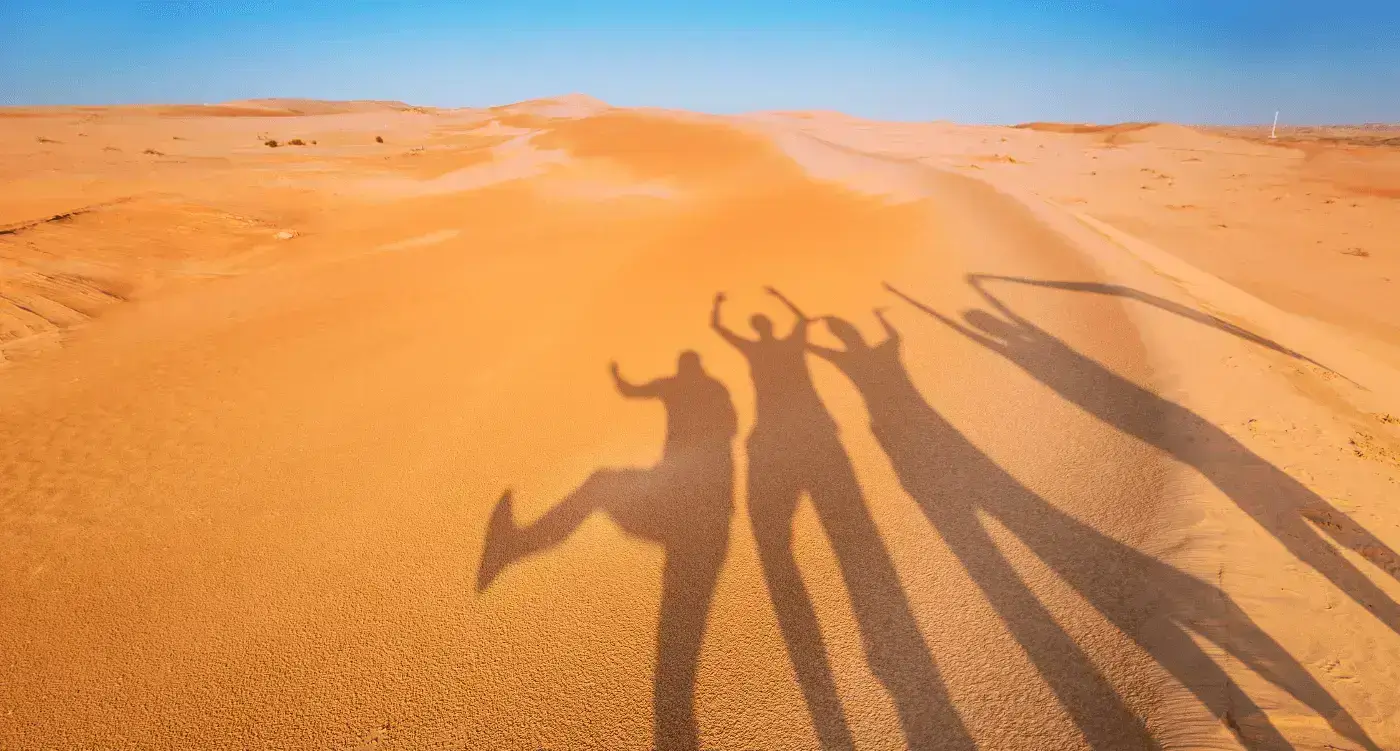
[221,98,426,115]
[489,93,611,119]
[1014,121,1158,135]
[0,100,427,119]
[1014,120,1288,152]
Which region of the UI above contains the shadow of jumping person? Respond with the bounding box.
[712,288,974,751]
[476,351,736,751]
[966,275,1349,382]
[832,294,1379,750]
[919,276,1400,632]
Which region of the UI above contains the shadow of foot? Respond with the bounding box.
[477,489,518,592]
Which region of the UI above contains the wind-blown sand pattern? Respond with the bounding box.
[2,96,1399,750]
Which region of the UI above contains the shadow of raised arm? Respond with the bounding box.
[966,273,1350,382]
[884,282,1007,352]
[611,361,662,399]
[711,291,753,350]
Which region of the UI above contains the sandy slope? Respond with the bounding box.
[2,99,1398,750]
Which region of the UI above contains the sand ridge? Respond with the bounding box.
[2,100,1398,750]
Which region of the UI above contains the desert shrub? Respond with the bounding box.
[288,138,306,146]
[375,135,384,143]
[143,148,164,156]
[265,139,279,148]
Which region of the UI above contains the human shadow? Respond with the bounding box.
[712,288,974,751]
[967,275,1347,381]
[906,276,1400,631]
[808,303,1380,750]
[477,351,736,751]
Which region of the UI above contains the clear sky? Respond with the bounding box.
[2,1,1395,124]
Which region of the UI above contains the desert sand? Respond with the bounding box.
[2,96,1399,750]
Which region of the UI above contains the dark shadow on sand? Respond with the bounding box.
[477,351,736,751]
[905,276,1400,630]
[968,275,1350,382]
[472,277,1387,750]
[713,288,974,751]
[835,283,1380,750]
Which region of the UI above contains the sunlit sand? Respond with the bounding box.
[3,97,1398,749]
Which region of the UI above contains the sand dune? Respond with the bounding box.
[222,98,423,115]
[492,93,613,119]
[2,100,1398,750]
[1015,121,1158,135]
[1016,120,1281,153]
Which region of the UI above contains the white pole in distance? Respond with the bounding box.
[1270,111,1279,139]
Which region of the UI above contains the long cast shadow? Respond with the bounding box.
[806,309,1157,750]
[969,275,1347,381]
[477,351,736,751]
[713,288,974,751]
[923,276,1400,629]
[849,288,1379,749]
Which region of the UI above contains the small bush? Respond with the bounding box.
[143,148,164,156]
[288,138,306,146]
[375,135,384,143]
[265,139,279,148]
[311,140,318,145]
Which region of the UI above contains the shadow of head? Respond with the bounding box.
[750,314,775,339]
[964,309,1018,341]
[676,349,703,376]
[823,316,868,349]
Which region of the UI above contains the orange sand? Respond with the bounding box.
[2,97,1398,750]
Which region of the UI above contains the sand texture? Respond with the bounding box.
[3,98,1399,750]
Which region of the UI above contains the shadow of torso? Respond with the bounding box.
[609,371,738,543]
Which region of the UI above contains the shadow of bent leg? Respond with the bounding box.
[478,469,646,592]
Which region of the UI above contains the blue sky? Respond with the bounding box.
[2,1,1395,123]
